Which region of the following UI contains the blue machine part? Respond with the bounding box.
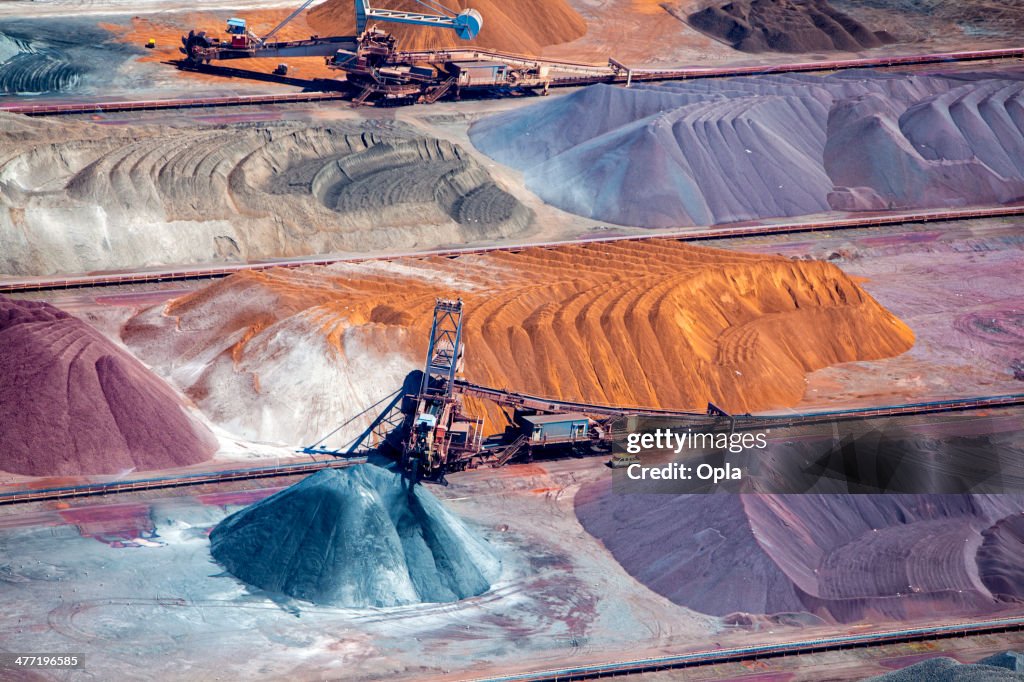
[226,18,247,35]
[453,9,483,40]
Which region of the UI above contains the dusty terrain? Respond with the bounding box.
[0,18,144,96]
[470,70,1024,228]
[106,10,345,81]
[0,458,720,681]
[0,296,216,476]
[4,0,1024,103]
[978,515,1024,602]
[0,456,1020,680]
[0,113,530,276]
[0,5,1021,682]
[121,239,912,448]
[866,652,1024,680]
[835,0,1024,42]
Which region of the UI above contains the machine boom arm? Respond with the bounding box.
[262,0,320,43]
[358,0,482,39]
[181,0,482,78]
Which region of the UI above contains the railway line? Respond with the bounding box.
[397,44,1024,89]
[456,382,1024,423]
[472,616,1024,681]
[2,390,1020,506]
[2,204,1022,294]
[0,456,365,506]
[1,46,1021,117]
[0,91,350,117]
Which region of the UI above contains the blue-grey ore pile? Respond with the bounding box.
[210,464,501,607]
[865,651,1024,680]
[470,71,1024,228]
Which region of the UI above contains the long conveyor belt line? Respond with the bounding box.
[471,616,1024,682]
[2,204,1023,293]
[1,390,1020,506]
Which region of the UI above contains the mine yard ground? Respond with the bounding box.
[3,216,1023,680]
[3,0,1024,679]
[2,0,1024,105]
[2,456,1023,682]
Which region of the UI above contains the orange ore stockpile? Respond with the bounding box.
[308,0,587,53]
[126,240,913,445]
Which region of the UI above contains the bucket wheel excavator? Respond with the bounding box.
[181,0,482,103]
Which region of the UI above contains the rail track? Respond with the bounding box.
[0,456,365,506]
[404,44,1024,89]
[1,46,1021,117]
[471,616,1024,681]
[2,204,1022,294]
[456,382,1024,423]
[2,391,1020,506]
[0,91,350,117]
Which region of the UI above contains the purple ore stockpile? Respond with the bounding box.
[575,487,1024,624]
[0,295,217,476]
[470,71,1024,228]
[210,464,501,607]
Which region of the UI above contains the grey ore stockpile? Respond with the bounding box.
[210,464,501,607]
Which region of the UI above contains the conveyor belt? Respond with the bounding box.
[2,204,1022,293]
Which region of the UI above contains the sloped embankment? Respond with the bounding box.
[575,489,1024,623]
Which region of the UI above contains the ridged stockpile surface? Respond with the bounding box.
[977,514,1024,602]
[864,653,1024,680]
[688,0,894,53]
[842,0,1024,40]
[210,464,500,607]
[575,489,1024,624]
[470,71,1024,228]
[0,21,125,95]
[0,33,82,94]
[0,295,217,476]
[124,239,913,448]
[308,0,586,54]
[0,115,530,276]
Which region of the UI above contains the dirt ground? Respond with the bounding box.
[9,0,1021,104]
[2,456,1020,680]
[0,458,716,681]
[102,11,342,80]
[118,238,912,450]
